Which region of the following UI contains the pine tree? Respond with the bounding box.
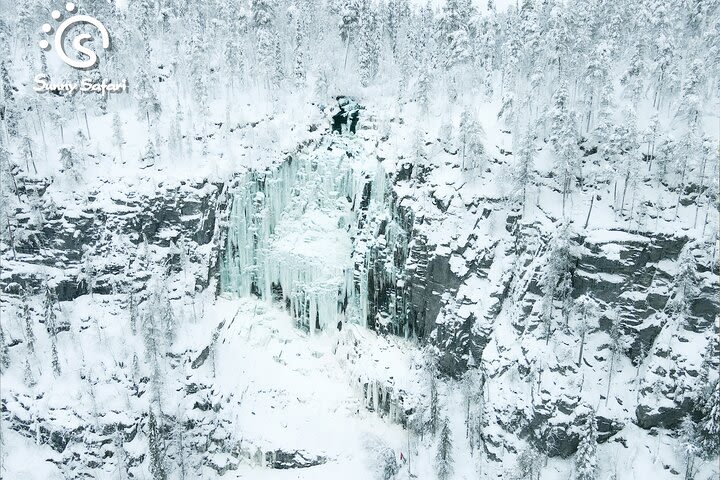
[23,357,36,387]
[605,308,624,404]
[290,4,307,87]
[429,367,439,436]
[435,419,453,480]
[141,138,157,167]
[134,66,162,126]
[575,408,598,480]
[573,295,600,367]
[337,0,361,68]
[538,222,578,342]
[252,0,277,84]
[698,380,719,458]
[358,4,380,87]
[666,243,699,319]
[22,289,35,354]
[59,146,82,182]
[129,291,138,335]
[0,59,18,137]
[548,84,579,215]
[414,64,432,113]
[512,128,537,213]
[677,59,704,130]
[112,113,125,162]
[44,286,61,376]
[0,322,10,373]
[679,416,699,480]
[515,444,542,480]
[458,109,485,172]
[439,0,474,69]
[147,409,167,480]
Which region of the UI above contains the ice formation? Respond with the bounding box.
[220,137,384,331]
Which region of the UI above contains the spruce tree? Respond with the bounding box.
[575,408,598,480]
[22,289,35,354]
[666,243,699,320]
[112,113,124,162]
[698,380,720,458]
[512,128,537,214]
[548,84,579,215]
[134,66,162,126]
[147,409,167,480]
[573,295,600,367]
[358,4,380,87]
[458,109,485,172]
[0,322,9,373]
[435,419,453,480]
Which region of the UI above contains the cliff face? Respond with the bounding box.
[1,105,718,479]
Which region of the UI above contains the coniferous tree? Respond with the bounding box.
[458,109,485,172]
[512,128,537,213]
[59,146,82,182]
[112,113,125,162]
[252,0,277,84]
[548,84,579,215]
[515,444,542,480]
[21,289,36,354]
[0,322,9,373]
[698,380,720,458]
[573,295,600,367]
[538,222,578,342]
[44,286,61,376]
[358,4,380,87]
[666,244,699,320]
[435,419,453,480]
[147,409,167,480]
[134,66,162,126]
[290,4,307,88]
[141,138,157,167]
[679,416,699,480]
[575,408,598,480]
[605,308,624,404]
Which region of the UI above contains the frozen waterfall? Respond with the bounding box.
[220,137,390,332]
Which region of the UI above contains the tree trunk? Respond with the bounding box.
[84,111,91,140]
[584,194,595,229]
[693,154,708,228]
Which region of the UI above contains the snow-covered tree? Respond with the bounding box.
[134,67,162,126]
[573,295,600,367]
[59,146,82,182]
[459,109,485,172]
[547,84,579,215]
[538,222,579,341]
[112,113,125,162]
[43,285,61,376]
[515,444,542,480]
[21,288,35,354]
[679,416,699,480]
[358,4,380,87]
[666,243,699,319]
[253,0,277,84]
[605,307,625,403]
[575,408,598,480]
[147,409,167,480]
[435,419,453,480]
[0,321,9,372]
[698,380,720,457]
[141,138,157,167]
[512,128,537,213]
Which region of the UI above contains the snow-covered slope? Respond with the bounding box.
[1,0,719,479]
